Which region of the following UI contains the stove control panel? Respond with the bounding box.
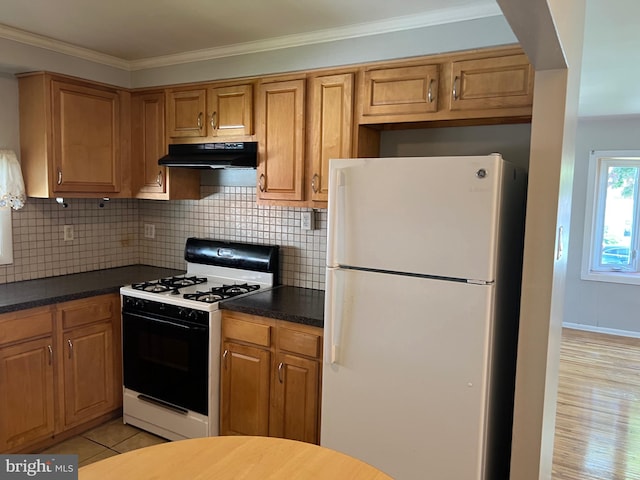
[122,295,209,326]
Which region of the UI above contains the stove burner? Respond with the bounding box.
[183,284,261,304]
[132,281,172,293]
[161,275,207,288]
[221,284,260,295]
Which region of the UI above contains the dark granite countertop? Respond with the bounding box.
[0,265,184,314]
[221,285,324,328]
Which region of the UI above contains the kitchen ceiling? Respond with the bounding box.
[0,0,637,117]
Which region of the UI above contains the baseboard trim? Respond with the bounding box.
[563,322,640,339]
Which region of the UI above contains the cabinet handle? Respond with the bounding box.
[47,345,53,366]
[223,349,228,369]
[311,174,319,194]
[259,174,266,192]
[278,362,284,383]
[452,76,460,101]
[197,112,203,129]
[210,111,217,130]
[156,170,163,187]
[427,78,435,103]
[67,339,73,359]
[57,169,63,185]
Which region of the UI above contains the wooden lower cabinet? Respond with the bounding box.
[61,321,115,429]
[220,311,323,444]
[270,352,319,444]
[220,342,271,437]
[0,336,55,451]
[0,294,121,453]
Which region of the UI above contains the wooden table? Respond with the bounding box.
[78,436,393,479]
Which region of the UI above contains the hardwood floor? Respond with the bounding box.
[552,328,640,480]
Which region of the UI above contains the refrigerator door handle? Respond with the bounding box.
[327,168,346,267]
[326,268,345,365]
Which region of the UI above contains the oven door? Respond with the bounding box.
[122,311,209,415]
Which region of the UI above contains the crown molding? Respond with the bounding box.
[0,24,130,70]
[0,2,502,72]
[130,4,502,70]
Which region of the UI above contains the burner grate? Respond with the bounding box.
[183,283,261,304]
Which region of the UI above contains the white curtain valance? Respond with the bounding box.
[0,149,26,210]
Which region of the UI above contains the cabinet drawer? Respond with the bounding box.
[0,307,54,346]
[277,326,321,359]
[59,294,117,330]
[223,315,272,348]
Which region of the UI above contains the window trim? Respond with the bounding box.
[581,150,640,285]
[0,207,13,265]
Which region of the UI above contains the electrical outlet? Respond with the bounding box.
[144,224,156,239]
[301,211,314,231]
[63,225,74,241]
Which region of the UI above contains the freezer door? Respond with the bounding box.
[327,155,505,281]
[321,267,496,480]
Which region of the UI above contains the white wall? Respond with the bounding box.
[380,124,532,170]
[0,74,19,153]
[563,115,640,334]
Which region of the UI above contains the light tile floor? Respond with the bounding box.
[40,418,168,467]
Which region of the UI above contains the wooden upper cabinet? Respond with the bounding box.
[51,81,121,194]
[18,73,126,198]
[256,79,305,202]
[166,88,207,139]
[132,91,166,195]
[359,64,439,123]
[166,83,254,141]
[448,53,534,111]
[308,73,354,203]
[208,84,253,137]
[131,91,199,200]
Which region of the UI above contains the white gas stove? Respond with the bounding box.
[120,238,279,441]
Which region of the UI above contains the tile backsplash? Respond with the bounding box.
[0,186,327,290]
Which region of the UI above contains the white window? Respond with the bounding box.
[0,207,12,265]
[582,150,640,284]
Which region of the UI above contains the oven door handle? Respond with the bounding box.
[124,312,207,332]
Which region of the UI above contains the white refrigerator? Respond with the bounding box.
[320,154,526,480]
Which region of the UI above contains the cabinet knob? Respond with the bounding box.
[311,174,319,194]
[48,345,53,365]
[67,339,73,359]
[427,78,435,103]
[156,170,163,187]
[197,112,203,129]
[223,349,228,369]
[57,169,63,185]
[278,362,284,383]
[259,173,266,192]
[452,76,460,101]
[210,111,217,130]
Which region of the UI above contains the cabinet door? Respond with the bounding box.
[360,64,439,122]
[51,80,120,193]
[269,352,319,444]
[256,79,305,202]
[166,88,207,138]
[308,73,354,203]
[208,84,253,137]
[132,92,167,196]
[449,54,534,111]
[62,322,115,429]
[0,337,55,452]
[132,92,200,200]
[220,342,271,437]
